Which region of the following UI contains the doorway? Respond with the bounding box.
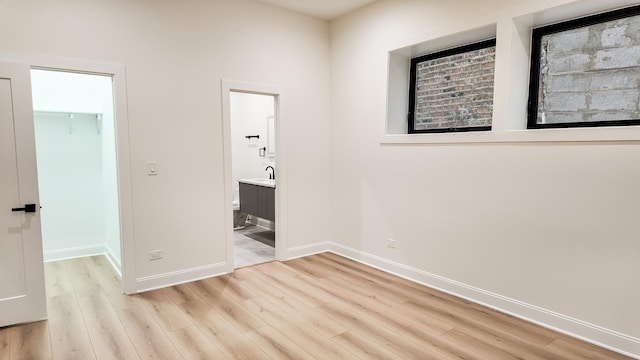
[30,69,122,276]
[230,92,277,268]
[222,80,287,273]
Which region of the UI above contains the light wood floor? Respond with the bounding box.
[0,253,632,360]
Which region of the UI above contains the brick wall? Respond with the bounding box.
[414,46,495,130]
[537,15,640,124]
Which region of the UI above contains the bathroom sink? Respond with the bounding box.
[239,178,276,188]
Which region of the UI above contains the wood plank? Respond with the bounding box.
[371,273,474,309]
[166,326,228,360]
[116,307,182,360]
[405,294,559,350]
[242,297,355,359]
[187,279,224,304]
[188,280,265,333]
[252,259,301,278]
[406,324,511,360]
[278,274,343,305]
[315,252,398,285]
[138,289,192,332]
[283,257,340,279]
[81,256,140,311]
[47,294,95,359]
[64,258,104,297]
[316,277,414,332]
[225,265,261,280]
[207,274,258,302]
[77,293,139,360]
[160,283,200,305]
[331,330,405,360]
[237,274,287,302]
[321,276,455,336]
[315,268,454,335]
[9,321,52,360]
[319,253,464,304]
[82,256,120,294]
[388,299,456,334]
[548,336,633,360]
[322,271,408,305]
[240,276,349,338]
[379,276,558,349]
[439,326,549,360]
[320,301,448,360]
[178,298,270,360]
[0,327,10,360]
[245,326,315,360]
[247,269,330,308]
[284,303,349,338]
[44,261,74,297]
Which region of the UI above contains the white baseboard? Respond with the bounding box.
[284,241,330,261]
[44,243,122,279]
[43,244,106,262]
[104,245,122,277]
[135,262,229,293]
[320,242,639,359]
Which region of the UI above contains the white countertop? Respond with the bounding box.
[239,178,276,188]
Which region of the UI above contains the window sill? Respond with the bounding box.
[380,126,640,145]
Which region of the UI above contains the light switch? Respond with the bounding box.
[147,161,158,176]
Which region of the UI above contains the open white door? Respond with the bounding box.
[0,62,47,326]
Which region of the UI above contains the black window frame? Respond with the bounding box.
[408,39,496,134]
[527,5,640,129]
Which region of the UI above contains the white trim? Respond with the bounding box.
[220,79,288,273]
[285,242,330,260]
[326,242,640,359]
[135,262,228,293]
[43,244,122,277]
[0,52,136,295]
[104,244,122,277]
[379,127,640,144]
[43,244,106,262]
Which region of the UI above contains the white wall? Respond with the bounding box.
[330,0,639,356]
[33,112,105,257]
[0,0,332,289]
[31,70,120,266]
[230,92,275,198]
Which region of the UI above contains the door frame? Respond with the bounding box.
[221,79,287,272]
[1,53,136,294]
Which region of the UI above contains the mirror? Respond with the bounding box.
[266,116,275,157]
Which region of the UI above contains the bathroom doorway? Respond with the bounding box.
[30,69,123,275]
[230,91,277,268]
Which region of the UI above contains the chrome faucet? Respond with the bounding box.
[265,166,275,180]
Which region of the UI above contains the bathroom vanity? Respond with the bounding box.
[238,178,275,221]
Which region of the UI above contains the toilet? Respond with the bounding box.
[233,188,248,229]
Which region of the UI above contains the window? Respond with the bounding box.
[408,39,496,133]
[528,5,640,129]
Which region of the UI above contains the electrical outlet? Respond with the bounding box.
[149,250,163,260]
[386,239,397,248]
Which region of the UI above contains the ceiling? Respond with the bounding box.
[254,0,378,20]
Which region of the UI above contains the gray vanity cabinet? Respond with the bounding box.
[239,182,275,221]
